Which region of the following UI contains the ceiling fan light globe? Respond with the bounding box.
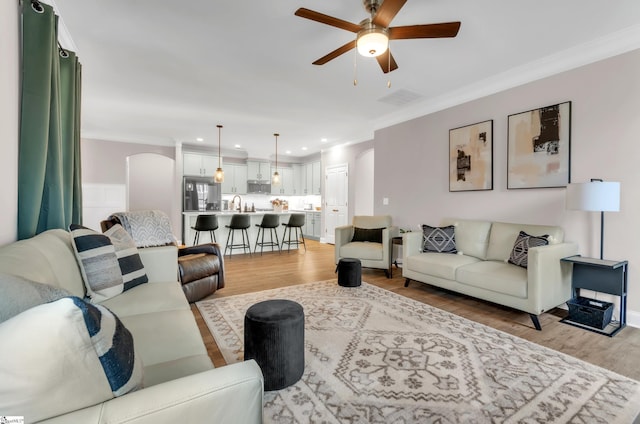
[357,30,388,57]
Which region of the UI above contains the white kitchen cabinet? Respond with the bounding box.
[292,164,304,195]
[247,160,271,180]
[303,211,321,239]
[301,161,321,195]
[183,153,220,177]
[271,167,293,195]
[221,164,247,194]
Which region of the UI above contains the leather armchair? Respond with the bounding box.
[178,243,225,302]
[335,215,398,278]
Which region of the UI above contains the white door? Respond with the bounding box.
[324,164,348,244]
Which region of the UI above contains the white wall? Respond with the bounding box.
[0,2,19,245]
[374,48,640,320]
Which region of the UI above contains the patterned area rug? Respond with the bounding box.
[196,281,640,423]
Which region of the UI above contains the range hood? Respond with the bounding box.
[247,180,271,194]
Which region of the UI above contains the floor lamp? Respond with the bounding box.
[566,179,621,260]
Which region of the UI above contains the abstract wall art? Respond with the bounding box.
[449,119,493,192]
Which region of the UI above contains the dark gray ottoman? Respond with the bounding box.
[337,258,362,287]
[244,299,305,391]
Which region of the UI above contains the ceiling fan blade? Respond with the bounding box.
[389,22,461,39]
[295,8,361,33]
[376,52,399,74]
[372,0,407,28]
[312,40,357,65]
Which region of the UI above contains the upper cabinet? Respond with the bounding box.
[221,164,248,194]
[247,160,271,181]
[183,153,221,177]
[300,161,321,195]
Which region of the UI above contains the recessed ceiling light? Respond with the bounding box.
[286,150,292,154]
[234,144,241,149]
[196,137,204,142]
[302,147,308,151]
[321,138,328,142]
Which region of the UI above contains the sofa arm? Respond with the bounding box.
[138,245,179,283]
[527,242,579,313]
[402,231,423,264]
[41,361,264,424]
[334,225,354,264]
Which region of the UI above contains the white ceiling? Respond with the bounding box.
[51,0,640,160]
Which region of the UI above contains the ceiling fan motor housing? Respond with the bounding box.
[362,0,382,15]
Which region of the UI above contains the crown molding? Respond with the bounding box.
[373,24,640,133]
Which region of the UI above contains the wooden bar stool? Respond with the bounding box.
[191,214,218,245]
[254,214,281,255]
[224,214,251,256]
[281,213,306,252]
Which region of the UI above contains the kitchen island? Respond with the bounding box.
[183,211,294,253]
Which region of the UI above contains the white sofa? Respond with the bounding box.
[335,215,399,278]
[0,229,263,423]
[402,219,578,330]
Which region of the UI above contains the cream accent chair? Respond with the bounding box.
[335,215,398,278]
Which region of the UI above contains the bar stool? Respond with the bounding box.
[224,214,251,256]
[281,213,306,252]
[254,214,281,255]
[191,214,218,245]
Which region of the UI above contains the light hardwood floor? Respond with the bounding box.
[191,240,640,381]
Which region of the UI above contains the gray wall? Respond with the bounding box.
[374,48,640,316]
[82,138,175,184]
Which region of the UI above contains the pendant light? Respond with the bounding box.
[272,133,281,186]
[214,124,224,183]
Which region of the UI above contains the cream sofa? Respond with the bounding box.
[403,219,578,330]
[0,229,263,423]
[335,215,399,278]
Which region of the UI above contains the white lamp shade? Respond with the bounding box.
[566,181,620,212]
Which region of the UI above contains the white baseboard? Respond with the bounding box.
[627,309,640,329]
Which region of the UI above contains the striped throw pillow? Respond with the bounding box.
[70,224,124,302]
[104,224,149,291]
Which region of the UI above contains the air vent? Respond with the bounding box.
[377,89,423,106]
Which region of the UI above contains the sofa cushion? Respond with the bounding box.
[508,231,549,268]
[101,281,188,318]
[0,297,143,422]
[352,227,384,243]
[406,252,480,281]
[104,224,149,290]
[445,220,492,260]
[340,242,383,261]
[422,225,457,254]
[456,261,528,299]
[486,222,563,261]
[0,273,71,324]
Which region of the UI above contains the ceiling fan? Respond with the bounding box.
[295,0,461,73]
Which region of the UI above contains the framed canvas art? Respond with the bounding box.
[507,101,571,189]
[449,119,493,192]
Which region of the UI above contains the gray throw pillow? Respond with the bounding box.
[0,273,71,323]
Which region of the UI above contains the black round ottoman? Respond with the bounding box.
[244,299,305,391]
[338,258,362,287]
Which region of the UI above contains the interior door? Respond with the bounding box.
[324,164,348,244]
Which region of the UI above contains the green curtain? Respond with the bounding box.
[18,1,82,240]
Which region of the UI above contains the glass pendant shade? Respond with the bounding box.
[215,124,224,183]
[357,29,388,57]
[214,167,224,183]
[272,133,281,186]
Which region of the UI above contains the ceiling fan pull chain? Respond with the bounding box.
[353,44,358,86]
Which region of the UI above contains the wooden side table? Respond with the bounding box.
[390,236,403,278]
